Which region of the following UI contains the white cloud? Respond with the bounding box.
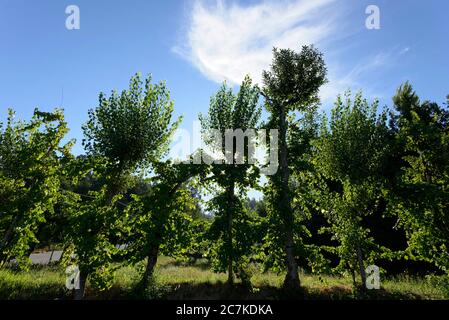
[174,0,405,106]
[320,51,392,104]
[173,0,338,85]
[322,47,413,105]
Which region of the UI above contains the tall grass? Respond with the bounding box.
[0,257,447,300]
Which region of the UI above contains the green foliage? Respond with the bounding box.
[314,91,392,286]
[262,45,327,112]
[199,75,261,284]
[63,186,123,291]
[0,109,73,269]
[316,92,390,184]
[64,73,182,292]
[2,51,448,300]
[83,73,180,176]
[389,83,449,274]
[123,161,207,266]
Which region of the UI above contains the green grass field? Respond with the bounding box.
[0,257,447,300]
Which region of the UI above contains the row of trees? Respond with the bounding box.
[1,45,448,298]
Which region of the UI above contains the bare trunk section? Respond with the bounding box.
[279,105,300,291]
[350,265,357,287]
[226,181,235,286]
[356,244,366,289]
[74,271,87,300]
[283,228,300,290]
[49,250,54,264]
[141,245,160,289]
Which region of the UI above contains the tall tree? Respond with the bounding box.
[262,45,327,290]
[390,83,449,275]
[199,75,261,286]
[66,73,180,299]
[314,91,392,288]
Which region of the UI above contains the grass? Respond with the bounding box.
[0,265,66,300]
[0,257,447,300]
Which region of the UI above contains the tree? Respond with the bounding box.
[65,73,180,299]
[0,108,72,268]
[314,91,392,288]
[123,160,207,291]
[82,73,180,197]
[261,45,327,290]
[389,83,449,275]
[288,103,331,277]
[199,76,261,286]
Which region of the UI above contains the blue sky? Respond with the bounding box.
[1,0,448,156]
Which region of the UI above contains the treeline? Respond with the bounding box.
[0,45,448,298]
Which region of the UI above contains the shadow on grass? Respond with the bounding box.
[304,285,425,300]
[161,282,426,301]
[166,281,281,300]
[159,258,211,271]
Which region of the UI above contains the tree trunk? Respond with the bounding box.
[139,183,183,291]
[141,245,160,289]
[49,250,54,264]
[349,263,357,287]
[74,271,87,300]
[351,269,357,287]
[283,228,300,290]
[279,105,300,291]
[226,181,235,286]
[0,215,19,254]
[356,244,366,289]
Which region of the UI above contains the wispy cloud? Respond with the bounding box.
[321,51,392,103]
[321,46,412,104]
[173,0,338,85]
[174,0,408,106]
